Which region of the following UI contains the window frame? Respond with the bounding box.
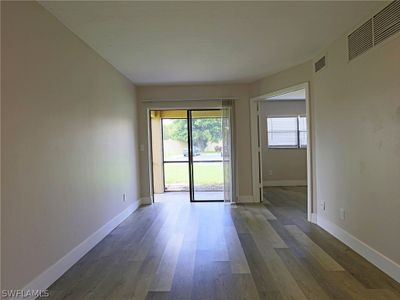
[266,115,307,149]
[298,115,307,149]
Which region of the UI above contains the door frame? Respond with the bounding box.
[147,107,234,203]
[249,82,316,223]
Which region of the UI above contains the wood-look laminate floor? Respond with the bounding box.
[46,187,400,299]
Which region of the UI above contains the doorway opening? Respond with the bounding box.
[149,109,232,203]
[250,83,315,222]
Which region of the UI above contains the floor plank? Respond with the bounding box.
[45,188,400,299]
[285,224,344,271]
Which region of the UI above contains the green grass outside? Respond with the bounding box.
[163,147,183,159]
[164,162,223,185]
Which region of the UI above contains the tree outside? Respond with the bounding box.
[162,117,224,192]
[163,118,222,151]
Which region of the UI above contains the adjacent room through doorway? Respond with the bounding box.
[149,109,233,203]
[250,83,313,221]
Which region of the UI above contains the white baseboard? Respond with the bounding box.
[18,200,142,300]
[317,216,400,283]
[140,196,152,205]
[263,180,307,187]
[237,195,256,203]
[311,213,318,224]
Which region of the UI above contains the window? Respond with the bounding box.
[267,116,307,148]
[298,116,307,148]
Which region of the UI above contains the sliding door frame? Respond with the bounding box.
[187,110,194,201]
[147,104,235,204]
[188,109,225,202]
[160,117,189,192]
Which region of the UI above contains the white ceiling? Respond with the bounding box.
[40,1,382,85]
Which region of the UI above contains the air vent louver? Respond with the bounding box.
[348,19,373,60]
[348,1,400,61]
[314,56,326,72]
[373,0,400,45]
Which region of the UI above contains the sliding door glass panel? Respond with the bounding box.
[190,110,223,162]
[162,118,188,162]
[192,162,224,201]
[162,116,189,191]
[190,110,224,201]
[164,162,189,191]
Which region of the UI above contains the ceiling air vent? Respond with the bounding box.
[314,56,326,72]
[348,19,373,60]
[373,0,400,45]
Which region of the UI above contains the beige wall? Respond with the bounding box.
[251,60,316,211]
[1,1,140,290]
[260,101,307,183]
[150,112,164,193]
[313,33,400,264]
[2,0,399,289]
[250,61,313,97]
[136,71,313,201]
[251,8,400,267]
[136,84,252,200]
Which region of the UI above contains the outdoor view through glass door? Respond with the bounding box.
[189,110,224,201]
[151,109,232,202]
[162,114,189,192]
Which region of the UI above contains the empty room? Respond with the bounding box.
[1,1,400,299]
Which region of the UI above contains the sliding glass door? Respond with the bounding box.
[188,110,227,202]
[154,108,232,202]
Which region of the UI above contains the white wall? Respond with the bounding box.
[260,101,307,184]
[1,1,140,290]
[313,31,400,265]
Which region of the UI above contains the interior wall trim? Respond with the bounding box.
[140,197,152,205]
[17,200,142,300]
[237,195,255,203]
[311,213,318,224]
[317,215,400,283]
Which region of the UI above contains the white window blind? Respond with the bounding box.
[298,116,307,148]
[267,116,307,148]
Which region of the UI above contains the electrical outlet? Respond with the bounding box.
[122,193,126,202]
[340,208,345,220]
[320,201,326,211]
[268,170,273,176]
[140,144,145,152]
